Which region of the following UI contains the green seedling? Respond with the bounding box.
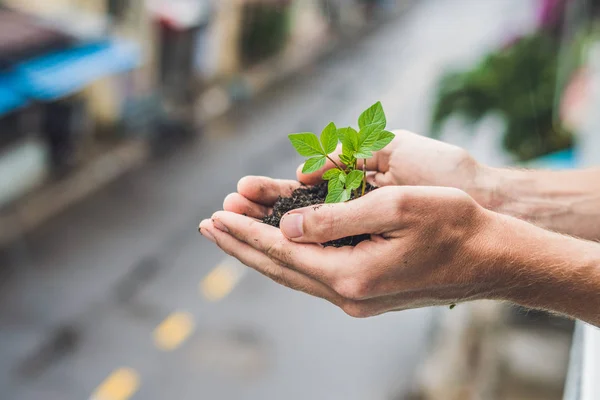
[288,101,395,203]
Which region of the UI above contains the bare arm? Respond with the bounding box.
[489,211,600,326]
[478,167,600,240]
[209,133,600,325]
[296,130,600,241]
[206,178,600,327]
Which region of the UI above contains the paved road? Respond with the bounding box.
[0,1,535,399]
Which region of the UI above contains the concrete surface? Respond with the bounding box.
[0,1,536,399]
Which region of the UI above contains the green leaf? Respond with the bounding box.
[358,101,386,130]
[358,124,384,150]
[339,153,356,166]
[337,126,357,143]
[341,189,351,202]
[328,176,344,190]
[337,127,358,155]
[302,156,326,173]
[345,170,363,191]
[320,122,338,154]
[288,133,325,157]
[371,130,395,151]
[325,180,346,203]
[322,168,342,181]
[326,184,352,203]
[354,150,373,159]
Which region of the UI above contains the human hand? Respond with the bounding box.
[201,184,509,317]
[297,130,493,207]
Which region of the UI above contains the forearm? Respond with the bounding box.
[487,211,600,327]
[473,166,600,240]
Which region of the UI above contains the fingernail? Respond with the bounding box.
[212,218,229,233]
[280,213,303,238]
[200,227,216,243]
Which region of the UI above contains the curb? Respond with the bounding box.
[0,140,149,246]
[0,37,335,248]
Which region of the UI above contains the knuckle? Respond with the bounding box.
[333,275,371,301]
[309,206,341,240]
[264,264,289,287]
[341,301,372,319]
[445,188,479,219]
[221,247,235,257]
[377,186,412,216]
[451,146,478,178]
[453,146,472,163]
[245,218,261,235]
[394,190,415,214]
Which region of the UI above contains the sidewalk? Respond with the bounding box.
[0,2,418,249]
[0,20,332,248]
[0,46,332,246]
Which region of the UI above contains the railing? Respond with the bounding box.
[563,323,600,400]
[563,41,600,400]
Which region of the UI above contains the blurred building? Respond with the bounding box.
[0,0,390,243]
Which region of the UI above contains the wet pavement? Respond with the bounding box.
[0,1,535,399]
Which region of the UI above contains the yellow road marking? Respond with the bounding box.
[200,259,246,301]
[153,311,195,351]
[90,367,139,400]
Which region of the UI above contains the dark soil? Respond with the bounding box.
[262,181,375,247]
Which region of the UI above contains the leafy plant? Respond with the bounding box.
[288,102,395,203]
[240,2,292,67]
[430,32,575,161]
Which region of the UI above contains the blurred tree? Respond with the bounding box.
[239,0,292,67]
[430,0,600,161]
[431,33,575,161]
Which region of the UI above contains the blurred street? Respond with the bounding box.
[0,1,536,399]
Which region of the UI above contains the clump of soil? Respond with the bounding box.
[262,181,375,247]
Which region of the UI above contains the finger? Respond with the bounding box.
[223,193,270,218]
[279,186,404,243]
[366,171,395,187]
[237,176,300,206]
[211,211,349,285]
[200,219,343,304]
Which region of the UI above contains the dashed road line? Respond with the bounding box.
[89,258,248,397]
[153,311,195,351]
[200,257,247,302]
[90,367,140,400]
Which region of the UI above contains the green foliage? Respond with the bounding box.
[302,157,327,173]
[320,122,338,154]
[358,101,386,130]
[345,170,364,191]
[240,3,291,67]
[430,32,575,161]
[289,132,325,157]
[288,102,395,203]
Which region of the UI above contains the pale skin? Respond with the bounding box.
[199,130,600,327]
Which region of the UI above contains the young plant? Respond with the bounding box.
[288,101,395,203]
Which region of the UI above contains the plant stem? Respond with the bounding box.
[326,155,344,172]
[361,159,367,196]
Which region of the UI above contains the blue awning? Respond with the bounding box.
[0,75,28,116]
[14,40,142,101]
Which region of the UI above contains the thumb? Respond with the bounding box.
[279,187,402,243]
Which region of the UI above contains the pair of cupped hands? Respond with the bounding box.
[199,130,508,317]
